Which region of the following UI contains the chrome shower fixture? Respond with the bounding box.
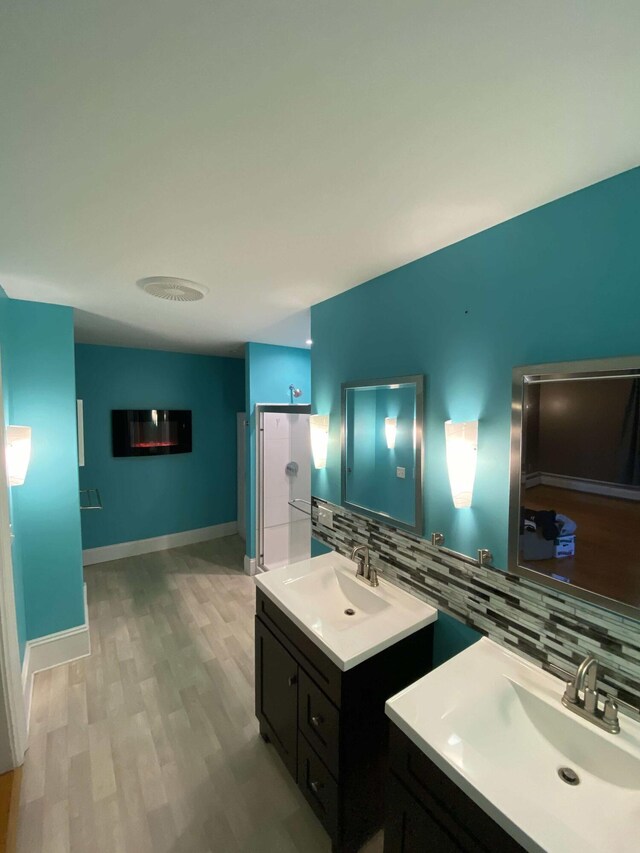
[289,384,302,403]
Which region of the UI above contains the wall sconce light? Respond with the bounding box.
[6,425,32,487]
[310,414,330,469]
[444,420,478,508]
[385,417,397,450]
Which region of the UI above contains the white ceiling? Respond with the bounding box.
[1,1,639,357]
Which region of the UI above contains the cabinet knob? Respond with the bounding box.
[310,780,323,794]
[310,714,323,728]
[288,674,297,687]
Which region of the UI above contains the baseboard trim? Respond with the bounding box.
[82,521,239,566]
[22,584,90,730]
[526,472,640,502]
[244,555,258,576]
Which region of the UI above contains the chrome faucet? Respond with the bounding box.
[350,544,379,587]
[562,654,620,734]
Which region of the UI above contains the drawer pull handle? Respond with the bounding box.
[310,714,324,728]
[288,674,297,687]
[310,780,323,794]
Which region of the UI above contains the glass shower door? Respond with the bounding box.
[260,410,311,571]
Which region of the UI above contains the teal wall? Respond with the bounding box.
[311,167,640,664]
[244,343,311,559]
[76,344,244,549]
[311,538,332,557]
[2,299,85,650]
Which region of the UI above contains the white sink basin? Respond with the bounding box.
[386,637,640,853]
[255,551,437,670]
[285,564,390,629]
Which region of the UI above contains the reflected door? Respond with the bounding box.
[260,410,311,571]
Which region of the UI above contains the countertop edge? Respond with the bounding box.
[255,577,437,672]
[384,704,543,853]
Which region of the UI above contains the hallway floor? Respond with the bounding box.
[17,536,383,853]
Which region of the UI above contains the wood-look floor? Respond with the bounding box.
[17,536,383,853]
[523,485,640,606]
[0,766,21,853]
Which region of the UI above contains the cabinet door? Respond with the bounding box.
[385,774,462,853]
[255,617,299,777]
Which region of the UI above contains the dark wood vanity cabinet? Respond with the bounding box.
[255,589,434,853]
[384,725,524,853]
[254,618,299,777]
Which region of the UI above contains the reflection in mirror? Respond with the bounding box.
[342,376,423,534]
[510,359,640,618]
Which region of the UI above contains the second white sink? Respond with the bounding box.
[386,637,640,852]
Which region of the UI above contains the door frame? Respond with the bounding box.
[255,404,311,572]
[0,354,28,768]
[236,413,246,542]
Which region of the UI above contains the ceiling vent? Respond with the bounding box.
[137,277,208,302]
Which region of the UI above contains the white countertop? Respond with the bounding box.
[386,637,640,853]
[255,551,437,671]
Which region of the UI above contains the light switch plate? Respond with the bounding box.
[396,467,406,479]
[317,505,334,529]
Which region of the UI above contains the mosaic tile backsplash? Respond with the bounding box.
[311,497,640,718]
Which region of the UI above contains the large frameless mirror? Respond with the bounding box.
[341,375,424,534]
[509,356,640,618]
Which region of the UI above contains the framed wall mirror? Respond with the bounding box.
[509,356,640,619]
[341,374,424,534]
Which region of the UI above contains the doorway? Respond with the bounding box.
[257,404,311,571]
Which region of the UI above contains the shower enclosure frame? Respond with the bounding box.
[256,403,311,573]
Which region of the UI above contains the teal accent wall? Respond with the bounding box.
[2,300,85,648]
[311,538,333,557]
[311,167,640,664]
[244,343,311,560]
[432,612,481,668]
[76,345,245,549]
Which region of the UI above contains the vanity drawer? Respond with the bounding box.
[298,733,339,839]
[298,670,340,779]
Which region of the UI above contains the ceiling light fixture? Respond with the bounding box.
[137,277,209,302]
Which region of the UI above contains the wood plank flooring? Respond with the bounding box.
[17,536,383,853]
[0,766,21,853]
[523,485,640,606]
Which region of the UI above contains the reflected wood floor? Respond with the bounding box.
[523,485,640,607]
[18,536,383,853]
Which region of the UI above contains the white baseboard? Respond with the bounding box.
[82,521,239,566]
[244,555,258,576]
[525,472,640,502]
[22,583,90,730]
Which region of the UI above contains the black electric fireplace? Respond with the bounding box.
[112,409,192,457]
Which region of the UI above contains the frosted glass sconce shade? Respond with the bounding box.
[444,420,478,508]
[385,417,397,449]
[310,414,330,469]
[6,425,32,486]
